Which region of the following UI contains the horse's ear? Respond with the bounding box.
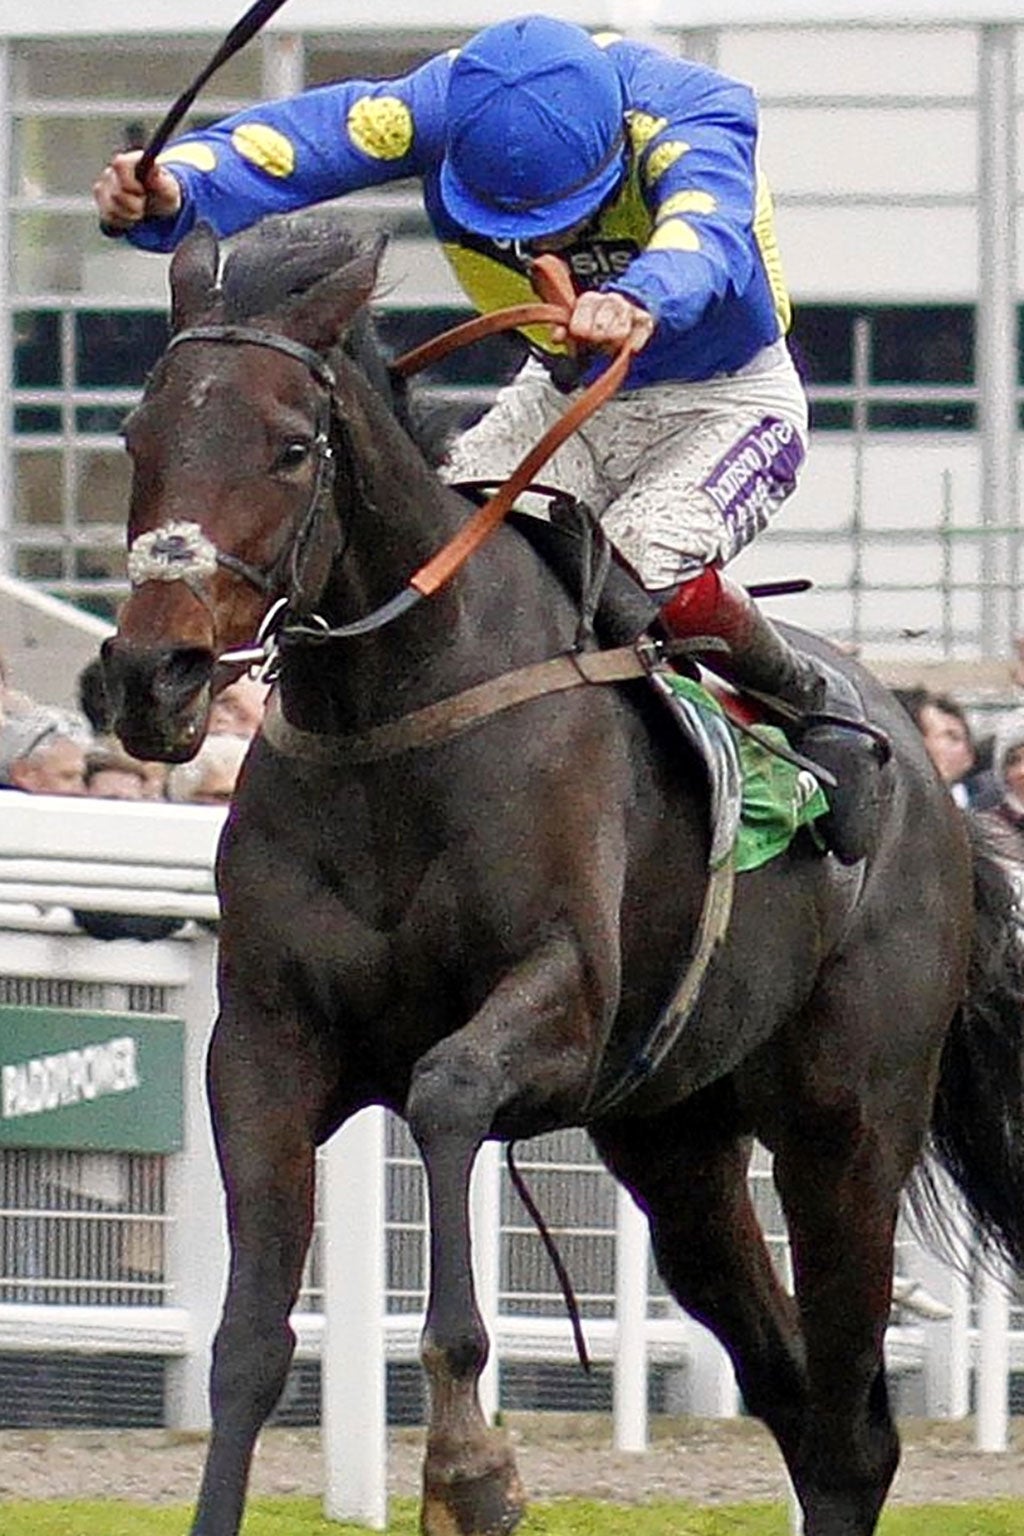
[275,235,387,355]
[170,222,223,332]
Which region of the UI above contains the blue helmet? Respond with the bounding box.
[440,16,626,240]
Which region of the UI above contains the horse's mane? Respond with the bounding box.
[216,210,455,466]
[219,209,373,320]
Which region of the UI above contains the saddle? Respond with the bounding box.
[506,500,819,748]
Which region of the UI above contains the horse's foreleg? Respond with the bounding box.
[189,1018,326,1536]
[416,1132,525,1536]
[406,934,598,1536]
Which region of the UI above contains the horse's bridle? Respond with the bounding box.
[126,325,339,639]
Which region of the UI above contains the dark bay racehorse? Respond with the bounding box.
[102,211,1024,1536]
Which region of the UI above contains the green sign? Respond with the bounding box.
[0,1007,184,1152]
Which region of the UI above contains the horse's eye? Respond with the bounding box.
[274,439,311,472]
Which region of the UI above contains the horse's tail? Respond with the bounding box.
[923,814,1024,1268]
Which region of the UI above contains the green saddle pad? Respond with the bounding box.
[661,672,829,873]
[733,722,830,872]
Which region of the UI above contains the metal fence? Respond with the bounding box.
[0,1147,167,1307]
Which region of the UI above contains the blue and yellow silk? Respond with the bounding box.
[130,36,792,391]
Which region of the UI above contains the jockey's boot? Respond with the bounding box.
[658,567,891,864]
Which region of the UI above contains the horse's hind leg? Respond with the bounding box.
[189,1015,327,1536]
[756,937,956,1536]
[770,1119,902,1536]
[592,1088,810,1470]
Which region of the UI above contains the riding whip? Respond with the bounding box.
[99,0,291,237]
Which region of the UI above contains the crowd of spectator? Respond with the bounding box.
[0,653,267,807]
[893,682,1024,890]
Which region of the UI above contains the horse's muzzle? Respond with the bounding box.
[101,636,215,762]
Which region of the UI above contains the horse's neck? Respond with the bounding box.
[325,370,459,602]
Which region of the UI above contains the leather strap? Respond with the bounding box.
[389,302,567,378]
[261,645,652,766]
[388,255,578,378]
[394,253,639,599]
[410,344,634,598]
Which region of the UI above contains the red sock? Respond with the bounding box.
[659,567,724,637]
[659,568,761,724]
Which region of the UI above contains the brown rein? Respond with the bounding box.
[388,255,641,599]
[389,300,567,380]
[216,257,637,653]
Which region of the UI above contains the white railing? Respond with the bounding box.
[0,790,222,921]
[0,794,1018,1528]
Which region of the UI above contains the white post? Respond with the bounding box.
[261,31,305,99]
[947,1263,973,1420]
[975,1256,1012,1453]
[976,24,1020,645]
[163,933,226,1430]
[911,1210,971,1420]
[472,1141,502,1425]
[613,1183,649,1452]
[687,1322,739,1418]
[322,1106,388,1528]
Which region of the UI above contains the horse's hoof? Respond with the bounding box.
[422,1463,526,1536]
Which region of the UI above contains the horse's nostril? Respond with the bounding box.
[159,646,215,703]
[103,642,214,719]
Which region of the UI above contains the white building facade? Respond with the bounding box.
[1,3,1022,663]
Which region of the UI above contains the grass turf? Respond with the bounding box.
[3,1498,1024,1536]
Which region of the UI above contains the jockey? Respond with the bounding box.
[93,13,887,863]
